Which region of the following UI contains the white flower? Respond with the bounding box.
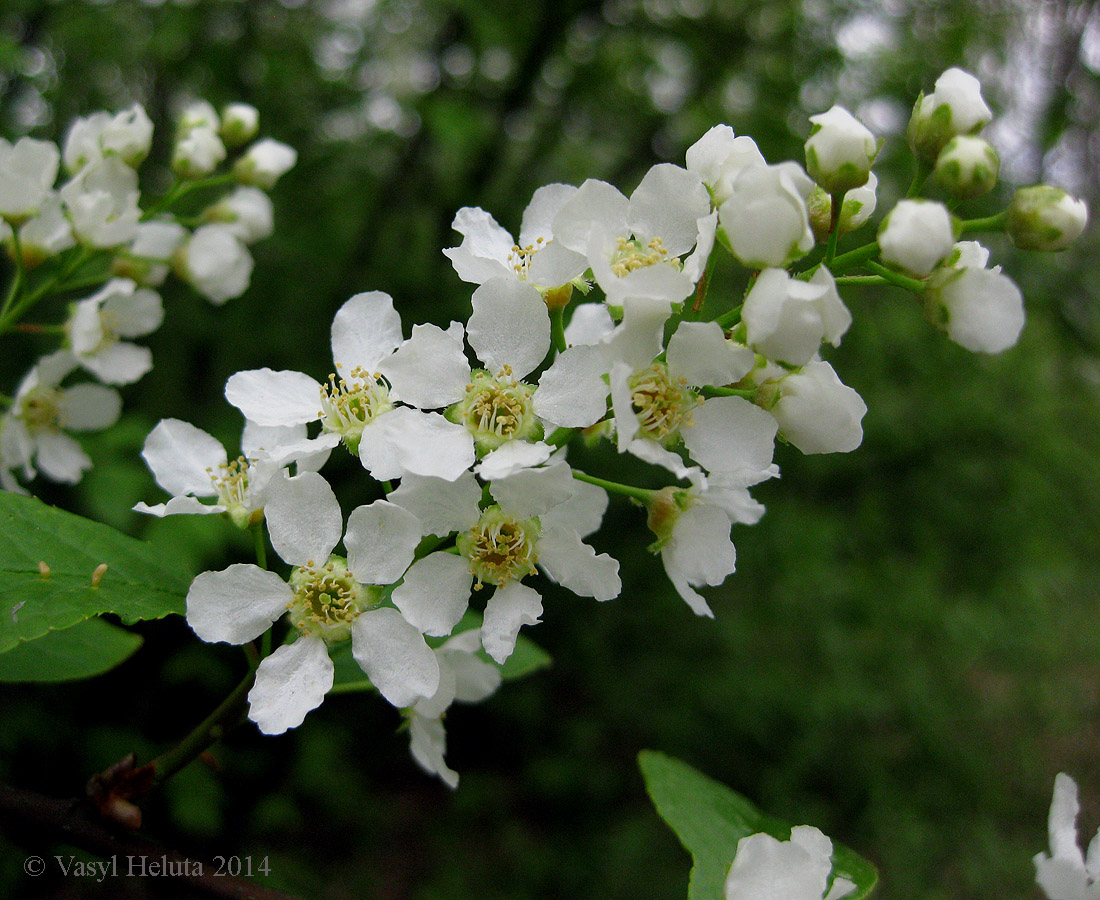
[203,186,274,243]
[908,68,992,161]
[926,241,1025,354]
[741,267,851,367]
[234,138,297,189]
[220,103,260,147]
[0,351,121,486]
[134,418,331,526]
[718,162,816,269]
[117,220,188,286]
[186,473,454,733]
[406,629,502,788]
[1007,186,1089,252]
[172,126,226,179]
[59,156,141,249]
[768,359,867,454]
[389,464,620,663]
[685,124,767,206]
[804,105,877,195]
[175,223,254,304]
[62,105,153,172]
[552,164,713,307]
[0,137,60,223]
[724,826,855,900]
[877,199,954,278]
[66,278,163,384]
[1034,773,1100,900]
[443,184,587,293]
[16,195,76,264]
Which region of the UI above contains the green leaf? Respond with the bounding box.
[497,632,552,681]
[638,750,877,900]
[0,492,190,653]
[0,617,143,682]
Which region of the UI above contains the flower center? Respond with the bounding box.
[318,366,393,453]
[287,556,376,643]
[19,387,62,435]
[452,367,538,452]
[457,506,540,589]
[610,236,675,278]
[206,455,256,527]
[629,363,696,442]
[507,239,545,280]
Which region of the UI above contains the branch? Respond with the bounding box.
[0,782,304,900]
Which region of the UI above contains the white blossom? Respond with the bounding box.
[59,156,141,249]
[62,105,153,172]
[724,826,855,900]
[877,199,954,278]
[172,126,227,179]
[718,162,816,269]
[685,124,767,206]
[66,278,164,384]
[741,267,850,367]
[768,359,867,454]
[908,68,992,161]
[203,186,274,243]
[175,223,254,304]
[0,138,60,223]
[926,241,1025,353]
[235,138,297,189]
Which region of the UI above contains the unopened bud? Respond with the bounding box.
[220,103,260,148]
[804,105,877,195]
[1006,185,1088,251]
[907,68,992,162]
[934,136,999,200]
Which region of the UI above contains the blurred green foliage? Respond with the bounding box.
[1,0,1099,898]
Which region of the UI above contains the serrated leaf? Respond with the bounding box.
[0,492,190,653]
[0,616,143,682]
[638,750,877,900]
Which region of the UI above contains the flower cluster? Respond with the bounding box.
[0,101,295,490]
[128,68,1086,787]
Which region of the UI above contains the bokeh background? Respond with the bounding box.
[1,0,1099,897]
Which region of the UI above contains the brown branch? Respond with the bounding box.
[0,782,304,900]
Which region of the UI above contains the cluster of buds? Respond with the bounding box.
[0,102,296,491]
[126,67,1087,787]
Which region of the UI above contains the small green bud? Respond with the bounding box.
[934,136,999,200]
[1006,185,1088,251]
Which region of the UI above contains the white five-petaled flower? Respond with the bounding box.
[552,163,714,308]
[0,137,60,223]
[388,463,620,663]
[59,156,141,249]
[66,278,164,385]
[186,471,455,733]
[0,350,121,487]
[443,184,587,295]
[724,826,856,900]
[62,104,154,173]
[225,290,476,480]
[134,417,331,526]
[1034,773,1100,900]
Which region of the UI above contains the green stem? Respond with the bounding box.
[864,259,926,293]
[824,192,844,265]
[1,230,26,320]
[906,158,931,198]
[12,322,66,334]
[328,680,377,697]
[712,304,743,331]
[827,242,879,273]
[549,305,567,354]
[250,520,268,570]
[0,246,94,334]
[957,210,1007,234]
[690,245,719,315]
[148,670,255,787]
[699,385,756,400]
[141,173,239,220]
[834,275,890,286]
[545,426,576,448]
[571,470,660,504]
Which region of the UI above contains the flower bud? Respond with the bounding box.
[171,126,226,179]
[718,162,815,268]
[220,103,260,148]
[234,139,297,189]
[807,174,878,242]
[877,199,955,278]
[771,360,866,454]
[925,241,1024,353]
[907,68,992,162]
[804,105,877,195]
[1006,185,1088,251]
[175,224,254,305]
[934,135,999,200]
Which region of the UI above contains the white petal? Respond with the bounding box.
[107,285,164,337]
[241,421,307,458]
[525,240,587,287]
[666,321,754,387]
[481,581,543,664]
[247,635,333,734]
[541,476,608,539]
[264,471,343,566]
[387,470,483,536]
[537,525,621,601]
[552,178,629,253]
[186,563,290,644]
[519,183,578,245]
[141,419,226,497]
[682,395,777,478]
[605,296,673,370]
[79,342,153,385]
[441,636,502,702]
[351,607,440,707]
[475,441,552,480]
[666,503,737,587]
[625,435,696,481]
[444,206,515,283]
[564,303,615,347]
[57,383,122,431]
[491,462,575,519]
[534,345,609,429]
[33,431,92,483]
[391,552,472,636]
[628,163,710,256]
[357,408,475,481]
[225,368,322,426]
[134,496,224,517]
[1050,773,1087,865]
[344,499,422,585]
[682,210,718,283]
[330,290,404,373]
[467,278,550,380]
[379,322,471,408]
[409,714,459,788]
